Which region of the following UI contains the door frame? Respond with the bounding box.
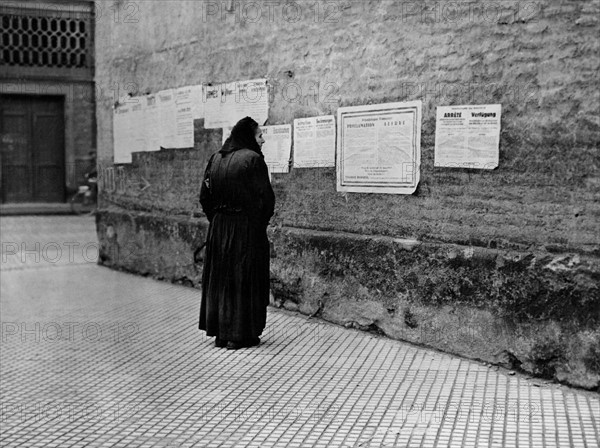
[0,93,67,203]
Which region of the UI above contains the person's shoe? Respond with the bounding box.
[226,338,261,350]
[215,338,227,348]
[226,341,244,350]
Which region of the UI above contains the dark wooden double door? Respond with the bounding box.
[0,95,65,203]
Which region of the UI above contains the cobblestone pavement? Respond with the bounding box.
[1,216,599,448]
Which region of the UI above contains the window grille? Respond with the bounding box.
[0,9,93,70]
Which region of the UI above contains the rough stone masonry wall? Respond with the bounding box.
[94,0,600,389]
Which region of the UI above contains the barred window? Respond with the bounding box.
[1,13,92,69]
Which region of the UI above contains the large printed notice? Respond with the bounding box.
[261,124,292,174]
[337,101,422,194]
[293,115,336,168]
[203,79,269,129]
[434,104,501,169]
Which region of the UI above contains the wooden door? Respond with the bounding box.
[0,95,65,203]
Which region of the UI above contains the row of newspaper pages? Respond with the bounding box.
[113,78,501,194]
[113,79,270,164]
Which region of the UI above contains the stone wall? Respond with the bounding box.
[94,0,599,389]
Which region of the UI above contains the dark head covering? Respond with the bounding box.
[220,116,261,154]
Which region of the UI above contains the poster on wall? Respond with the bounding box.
[157,89,178,148]
[129,99,147,154]
[144,94,161,151]
[222,126,233,146]
[113,103,132,164]
[203,79,268,129]
[190,84,205,120]
[261,124,292,174]
[293,115,336,168]
[176,86,195,148]
[203,83,232,129]
[336,101,422,194]
[235,79,268,125]
[434,104,501,169]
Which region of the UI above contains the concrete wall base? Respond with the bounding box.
[96,209,600,391]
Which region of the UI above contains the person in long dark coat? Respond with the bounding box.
[199,117,275,350]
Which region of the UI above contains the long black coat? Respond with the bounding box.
[199,148,275,341]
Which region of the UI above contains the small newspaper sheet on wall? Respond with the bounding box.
[130,100,147,154]
[144,94,161,152]
[190,84,205,120]
[203,79,269,129]
[175,86,195,148]
[113,102,133,164]
[157,89,177,148]
[293,115,336,168]
[337,101,422,194]
[261,124,292,174]
[434,104,501,169]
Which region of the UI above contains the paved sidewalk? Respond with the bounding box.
[1,216,598,448]
[0,203,74,216]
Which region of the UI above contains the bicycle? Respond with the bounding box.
[70,175,97,215]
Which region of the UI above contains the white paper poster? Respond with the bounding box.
[176,86,195,148]
[262,124,292,174]
[113,103,132,164]
[236,79,269,125]
[203,79,269,129]
[222,126,233,146]
[190,84,205,120]
[129,99,147,155]
[157,89,177,148]
[144,94,161,151]
[203,83,232,129]
[293,115,336,168]
[337,101,422,194]
[434,104,501,169]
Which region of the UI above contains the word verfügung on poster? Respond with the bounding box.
[261,124,292,174]
[293,115,336,168]
[435,104,501,169]
[337,101,422,194]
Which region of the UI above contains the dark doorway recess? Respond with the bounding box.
[0,94,65,203]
